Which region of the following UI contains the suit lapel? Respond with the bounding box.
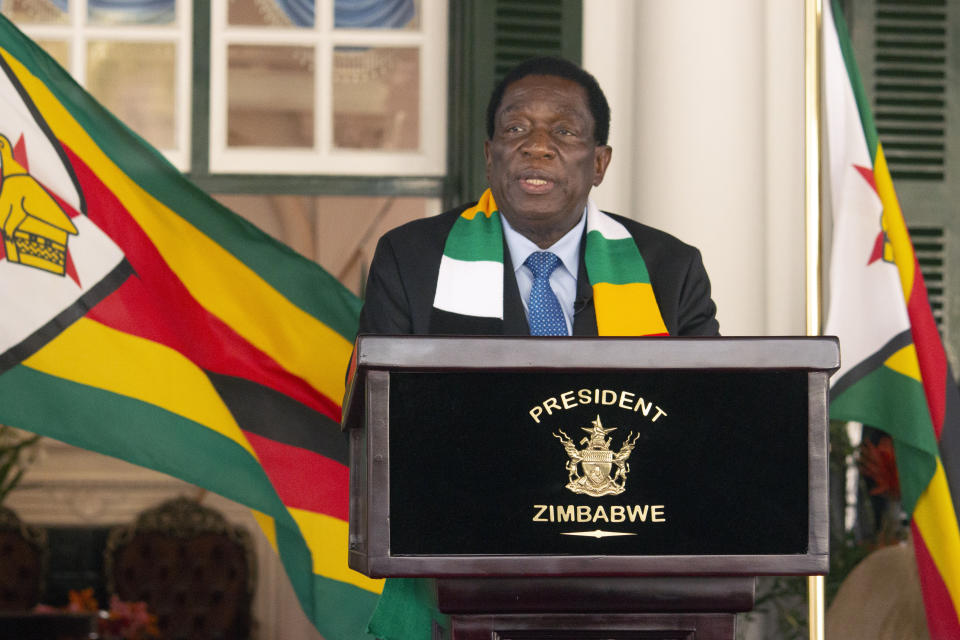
[573,227,598,336]
[502,240,530,335]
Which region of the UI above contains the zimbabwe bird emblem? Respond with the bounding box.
[0,133,78,276]
[553,415,640,497]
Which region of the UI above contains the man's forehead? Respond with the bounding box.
[497,75,591,118]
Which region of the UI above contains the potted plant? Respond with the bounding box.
[0,424,40,505]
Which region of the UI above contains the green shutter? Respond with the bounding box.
[446,0,583,208]
[847,0,959,371]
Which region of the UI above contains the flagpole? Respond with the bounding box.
[804,0,825,638]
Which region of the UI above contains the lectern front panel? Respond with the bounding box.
[389,369,807,557]
[344,336,837,577]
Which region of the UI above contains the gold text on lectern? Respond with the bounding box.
[531,504,666,523]
[528,388,667,424]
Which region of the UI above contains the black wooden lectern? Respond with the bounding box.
[343,336,839,640]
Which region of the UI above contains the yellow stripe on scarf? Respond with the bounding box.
[593,283,668,336]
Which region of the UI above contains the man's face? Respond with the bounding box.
[485,74,612,248]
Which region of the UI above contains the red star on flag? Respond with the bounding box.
[0,133,82,285]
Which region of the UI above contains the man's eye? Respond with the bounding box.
[506,125,523,133]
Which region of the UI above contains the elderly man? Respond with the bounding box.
[359,56,718,338]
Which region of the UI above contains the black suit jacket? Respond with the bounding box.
[358,204,719,337]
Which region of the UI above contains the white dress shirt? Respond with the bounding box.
[501,210,586,334]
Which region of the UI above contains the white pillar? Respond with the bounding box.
[582,0,638,219]
[583,0,805,336]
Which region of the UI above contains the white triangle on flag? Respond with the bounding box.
[0,55,125,363]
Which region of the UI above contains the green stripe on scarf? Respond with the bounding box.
[584,231,651,285]
[442,210,503,261]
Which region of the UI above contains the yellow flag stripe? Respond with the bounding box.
[251,510,279,554]
[593,282,668,336]
[1,49,352,408]
[873,146,916,300]
[884,344,922,382]
[22,317,255,456]
[913,460,960,616]
[288,507,384,594]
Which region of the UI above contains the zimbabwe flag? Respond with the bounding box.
[823,1,960,635]
[0,15,382,639]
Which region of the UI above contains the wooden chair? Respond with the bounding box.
[104,496,256,640]
[0,505,47,611]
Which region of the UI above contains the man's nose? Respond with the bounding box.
[520,128,556,158]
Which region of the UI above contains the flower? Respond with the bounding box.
[35,589,159,640]
[99,595,160,640]
[858,435,901,500]
[67,587,98,613]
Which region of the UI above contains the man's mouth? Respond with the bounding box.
[518,175,555,194]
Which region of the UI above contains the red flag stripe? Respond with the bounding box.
[244,430,349,520]
[63,144,342,422]
[905,255,948,437]
[911,522,960,638]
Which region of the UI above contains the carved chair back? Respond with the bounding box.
[104,497,256,640]
[0,505,48,611]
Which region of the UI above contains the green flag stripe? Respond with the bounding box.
[584,232,651,284]
[269,512,378,638]
[443,213,503,261]
[311,576,382,640]
[830,0,879,157]
[830,363,937,514]
[271,519,380,638]
[0,364,289,515]
[0,18,361,341]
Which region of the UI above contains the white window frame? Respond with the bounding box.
[6,0,193,170]
[208,0,447,176]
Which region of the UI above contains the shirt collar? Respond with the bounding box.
[501,208,586,276]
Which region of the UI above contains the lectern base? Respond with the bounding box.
[451,613,735,640]
[437,577,755,640]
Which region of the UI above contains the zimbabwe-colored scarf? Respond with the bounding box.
[430,188,668,336]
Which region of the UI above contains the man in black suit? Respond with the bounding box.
[359,56,719,337]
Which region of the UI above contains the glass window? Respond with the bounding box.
[2,0,69,25]
[86,41,177,150]
[87,0,175,25]
[210,0,446,175]
[227,44,315,148]
[334,0,419,30]
[3,0,192,169]
[332,46,419,150]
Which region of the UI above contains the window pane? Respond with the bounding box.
[87,0,175,25]
[228,0,314,27]
[86,41,176,149]
[227,44,314,148]
[333,46,419,150]
[334,0,419,30]
[1,0,69,24]
[37,40,70,69]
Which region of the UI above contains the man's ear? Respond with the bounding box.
[593,145,613,187]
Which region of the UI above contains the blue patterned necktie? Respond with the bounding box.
[524,251,568,336]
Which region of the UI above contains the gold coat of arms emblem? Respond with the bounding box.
[553,416,640,497]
